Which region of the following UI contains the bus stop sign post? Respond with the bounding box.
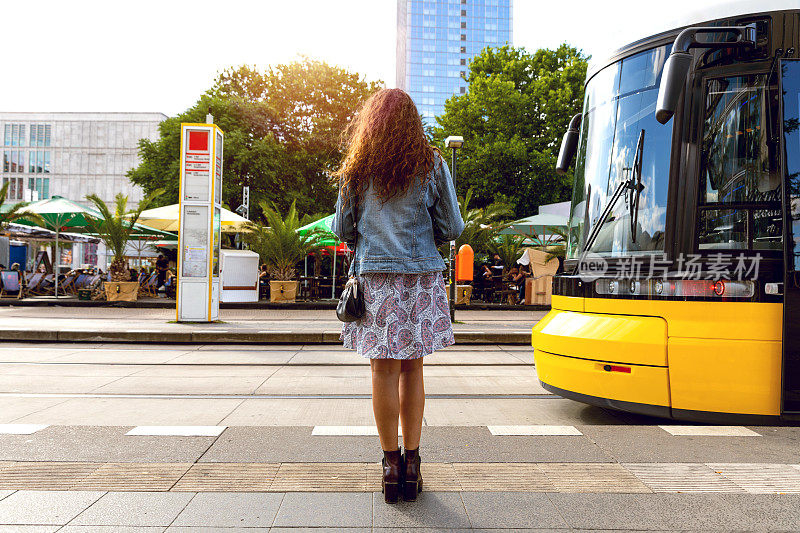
[176,120,224,322]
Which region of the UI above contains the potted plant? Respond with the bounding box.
[85,190,162,302]
[244,201,324,303]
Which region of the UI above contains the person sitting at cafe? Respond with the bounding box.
[164,269,177,298]
[513,264,531,304]
[9,263,25,289]
[505,265,529,305]
[155,254,170,290]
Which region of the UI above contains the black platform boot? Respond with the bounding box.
[402,447,422,501]
[381,449,403,504]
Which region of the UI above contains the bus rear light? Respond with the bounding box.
[602,364,632,373]
[594,279,754,298]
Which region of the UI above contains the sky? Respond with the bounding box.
[0,0,735,116]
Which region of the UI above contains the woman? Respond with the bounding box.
[332,88,464,504]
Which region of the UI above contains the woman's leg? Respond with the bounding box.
[399,357,425,450]
[371,358,402,451]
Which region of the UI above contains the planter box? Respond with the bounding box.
[77,289,92,301]
[270,280,299,303]
[104,281,140,302]
[445,284,473,305]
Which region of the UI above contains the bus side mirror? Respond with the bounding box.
[655,24,756,125]
[655,52,692,124]
[556,114,582,174]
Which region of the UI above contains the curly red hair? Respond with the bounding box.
[333,88,438,203]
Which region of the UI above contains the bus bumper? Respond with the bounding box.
[532,302,783,423]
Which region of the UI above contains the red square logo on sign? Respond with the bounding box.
[188,130,209,151]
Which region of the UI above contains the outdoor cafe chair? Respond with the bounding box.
[23,272,44,297]
[0,271,23,299]
[72,273,88,290]
[33,274,55,296]
[60,273,78,294]
[138,272,158,298]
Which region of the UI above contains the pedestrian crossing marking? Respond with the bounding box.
[658,425,760,437]
[126,426,226,436]
[0,424,48,435]
[488,425,582,436]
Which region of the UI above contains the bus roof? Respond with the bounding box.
[589,0,799,75]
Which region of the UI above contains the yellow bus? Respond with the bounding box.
[533,2,800,423]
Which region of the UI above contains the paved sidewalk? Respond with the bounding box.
[0,307,544,345]
[2,488,797,531]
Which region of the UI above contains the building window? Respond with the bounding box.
[460,34,466,41]
[3,124,26,147]
[3,150,25,173]
[27,177,49,200]
[461,22,466,29]
[460,46,466,53]
[461,9,466,16]
[460,87,466,94]
[28,150,48,173]
[2,177,23,200]
[29,124,51,147]
[460,58,466,65]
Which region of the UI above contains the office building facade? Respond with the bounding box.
[0,112,165,208]
[396,0,512,122]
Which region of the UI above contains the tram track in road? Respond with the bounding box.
[0,392,559,400]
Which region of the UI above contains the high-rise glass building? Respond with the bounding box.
[396,0,513,123]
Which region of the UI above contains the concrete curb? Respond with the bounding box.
[0,299,550,312]
[0,329,532,345]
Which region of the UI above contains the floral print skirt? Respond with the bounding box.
[341,271,455,359]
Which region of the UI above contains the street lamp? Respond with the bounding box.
[444,135,463,322]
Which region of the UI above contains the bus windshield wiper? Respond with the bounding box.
[628,130,646,243]
[573,129,645,274]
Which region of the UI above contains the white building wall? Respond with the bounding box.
[0,112,166,209]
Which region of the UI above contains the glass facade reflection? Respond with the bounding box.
[567,45,674,258]
[397,0,513,122]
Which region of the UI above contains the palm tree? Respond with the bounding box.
[0,182,43,231]
[85,190,163,282]
[445,187,513,256]
[244,200,325,281]
[488,234,527,276]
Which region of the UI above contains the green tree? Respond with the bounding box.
[455,187,513,255]
[433,44,587,218]
[128,58,381,218]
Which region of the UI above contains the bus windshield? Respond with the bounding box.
[567,45,674,259]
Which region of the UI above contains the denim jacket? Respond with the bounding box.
[332,154,465,275]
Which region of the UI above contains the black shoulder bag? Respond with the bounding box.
[336,195,365,322]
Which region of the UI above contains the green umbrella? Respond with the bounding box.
[9,196,100,297]
[498,212,569,244]
[297,214,348,299]
[297,214,339,247]
[10,196,174,296]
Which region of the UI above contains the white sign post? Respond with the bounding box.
[177,122,224,322]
